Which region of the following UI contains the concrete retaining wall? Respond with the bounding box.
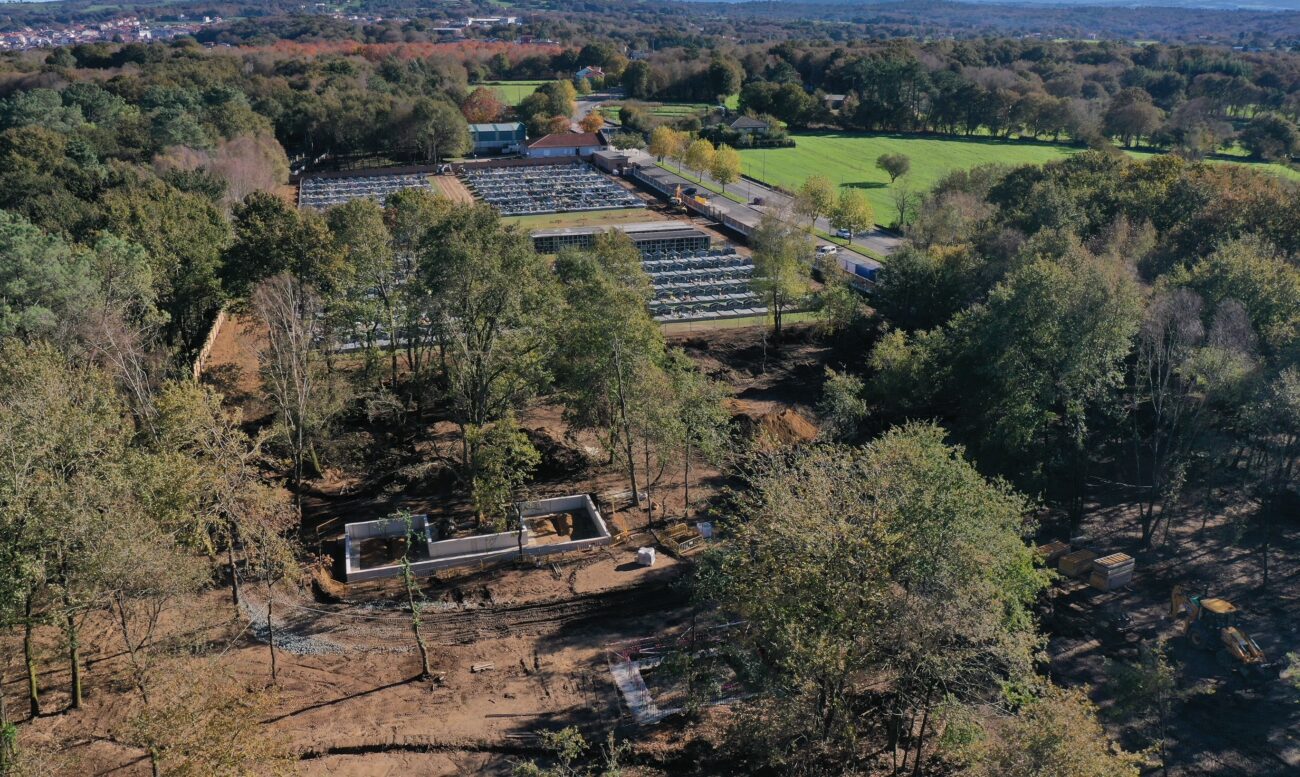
[342,494,613,582]
[426,529,524,560]
[518,495,612,557]
[343,515,436,582]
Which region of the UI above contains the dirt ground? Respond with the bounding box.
[1040,489,1300,775]
[68,322,816,775]
[200,311,271,421]
[430,174,475,204]
[17,319,1298,775]
[7,545,692,776]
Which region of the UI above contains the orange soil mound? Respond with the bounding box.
[758,407,818,448]
[726,400,819,450]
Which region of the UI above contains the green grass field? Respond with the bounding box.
[739,132,1300,217]
[739,133,1086,216]
[602,101,715,123]
[480,80,549,107]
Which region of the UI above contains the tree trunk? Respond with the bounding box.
[644,441,654,530]
[23,594,39,719]
[113,593,150,705]
[911,696,932,777]
[227,522,242,610]
[63,594,81,710]
[267,588,278,686]
[403,565,432,679]
[389,310,400,387]
[683,438,691,519]
[1,663,13,774]
[612,340,640,506]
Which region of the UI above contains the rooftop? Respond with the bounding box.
[470,122,525,133]
[531,221,709,241]
[730,116,770,129]
[528,132,604,149]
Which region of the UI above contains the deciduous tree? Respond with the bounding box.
[794,174,834,228]
[876,152,911,182]
[749,210,812,339]
[648,126,682,162]
[683,138,715,183]
[829,188,874,241]
[710,143,741,194]
[695,424,1047,772]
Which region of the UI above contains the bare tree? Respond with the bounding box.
[391,511,433,680]
[1131,288,1204,546]
[891,177,920,230]
[252,273,335,511]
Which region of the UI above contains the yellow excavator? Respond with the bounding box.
[669,185,685,212]
[1170,585,1273,679]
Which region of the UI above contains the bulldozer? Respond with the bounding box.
[1170,585,1272,679]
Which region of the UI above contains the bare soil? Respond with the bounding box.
[1040,487,1300,775]
[430,174,475,204]
[20,321,1298,775]
[200,311,271,422]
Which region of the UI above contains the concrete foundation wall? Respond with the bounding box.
[343,515,436,582]
[426,529,526,560]
[342,495,613,582]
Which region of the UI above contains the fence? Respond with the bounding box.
[191,306,228,381]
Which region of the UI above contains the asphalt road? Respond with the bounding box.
[645,163,900,269]
[573,92,902,263]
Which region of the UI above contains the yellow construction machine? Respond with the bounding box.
[1170,585,1273,679]
[669,185,685,212]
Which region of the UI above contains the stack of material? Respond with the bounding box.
[1059,549,1098,579]
[1089,553,1135,591]
[1037,540,1071,564]
[637,547,656,567]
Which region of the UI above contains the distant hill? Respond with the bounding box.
[696,0,1300,7]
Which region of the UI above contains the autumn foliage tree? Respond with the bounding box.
[460,86,505,124]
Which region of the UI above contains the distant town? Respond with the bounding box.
[0,15,219,51]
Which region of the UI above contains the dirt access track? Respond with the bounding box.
[14,540,693,776]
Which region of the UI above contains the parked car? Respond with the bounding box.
[815,244,838,257]
[835,228,853,239]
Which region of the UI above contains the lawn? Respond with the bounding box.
[601,101,715,123]
[480,80,549,107]
[739,131,1300,217]
[501,207,659,231]
[738,133,1085,216]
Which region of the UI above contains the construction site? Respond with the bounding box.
[11,148,1291,777]
[212,161,1300,771]
[156,294,1298,777]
